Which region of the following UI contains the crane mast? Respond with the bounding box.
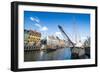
[58,25,75,48]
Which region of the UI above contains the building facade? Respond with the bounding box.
[24,29,41,50]
[24,29,29,44]
[28,30,41,46]
[46,35,66,49]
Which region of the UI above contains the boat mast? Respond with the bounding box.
[73,16,77,44]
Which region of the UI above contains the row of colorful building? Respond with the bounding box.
[24,29,67,50]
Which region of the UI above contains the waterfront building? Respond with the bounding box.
[47,36,59,47]
[59,40,66,48]
[46,35,66,49]
[28,30,41,46]
[24,29,29,44]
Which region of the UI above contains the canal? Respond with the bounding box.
[24,48,90,62]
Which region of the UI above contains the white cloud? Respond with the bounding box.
[55,32,61,35]
[40,26,48,31]
[34,23,42,28]
[30,17,40,23]
[30,16,48,31]
[30,17,35,21]
[34,23,48,31]
[35,17,40,23]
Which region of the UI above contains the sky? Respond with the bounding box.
[24,11,90,42]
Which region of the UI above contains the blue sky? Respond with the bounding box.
[24,11,90,42]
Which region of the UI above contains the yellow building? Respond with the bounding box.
[28,30,41,45]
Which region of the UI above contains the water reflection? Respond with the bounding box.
[24,48,71,61]
[24,48,90,62]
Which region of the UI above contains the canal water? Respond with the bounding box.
[24,48,72,61]
[24,48,90,62]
